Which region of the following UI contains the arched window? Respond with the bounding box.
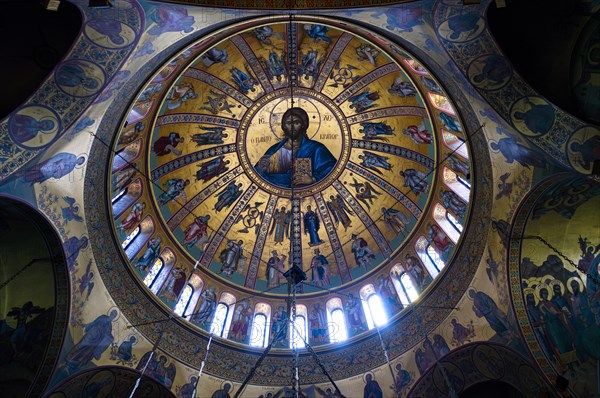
[112,187,128,204]
[446,211,463,233]
[443,167,470,202]
[124,216,155,260]
[174,284,193,316]
[249,302,271,348]
[112,138,142,173]
[143,257,163,288]
[415,236,442,278]
[390,264,409,305]
[360,284,388,328]
[112,178,143,218]
[326,298,348,343]
[428,93,455,115]
[184,274,204,319]
[400,273,419,303]
[290,304,307,349]
[442,130,468,159]
[211,292,236,338]
[433,203,460,243]
[121,226,140,249]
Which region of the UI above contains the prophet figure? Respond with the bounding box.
[254,108,336,188]
[351,234,375,269]
[153,132,184,156]
[266,250,286,288]
[310,248,330,287]
[269,206,291,244]
[158,178,190,206]
[400,168,429,195]
[218,240,245,276]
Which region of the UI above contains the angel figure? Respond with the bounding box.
[269,206,291,245]
[76,260,95,300]
[577,235,600,273]
[358,151,392,174]
[350,178,381,210]
[260,51,287,82]
[299,50,323,80]
[61,196,83,223]
[495,172,513,200]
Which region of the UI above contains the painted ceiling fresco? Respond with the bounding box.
[110,15,471,329]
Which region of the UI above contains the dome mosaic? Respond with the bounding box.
[110,16,472,348]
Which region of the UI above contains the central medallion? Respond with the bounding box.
[238,88,351,197]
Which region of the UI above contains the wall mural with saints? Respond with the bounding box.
[511,175,600,397]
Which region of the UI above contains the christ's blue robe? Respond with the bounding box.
[254,135,337,188]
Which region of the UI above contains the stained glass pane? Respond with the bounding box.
[211,303,229,336]
[401,273,419,303]
[415,236,440,278]
[328,308,348,343]
[143,258,163,287]
[290,315,307,349]
[121,226,140,249]
[174,284,193,316]
[250,314,267,348]
[367,294,388,327]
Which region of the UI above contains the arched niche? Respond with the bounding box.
[406,342,554,398]
[509,173,600,397]
[42,366,177,398]
[0,195,70,397]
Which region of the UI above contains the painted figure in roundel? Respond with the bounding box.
[254,108,337,188]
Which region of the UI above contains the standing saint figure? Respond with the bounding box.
[160,267,187,302]
[344,293,366,335]
[327,194,353,231]
[229,300,252,342]
[310,249,330,287]
[118,202,145,232]
[351,234,375,269]
[309,303,329,344]
[182,215,210,249]
[218,240,245,276]
[303,205,324,246]
[254,107,337,188]
[269,206,291,245]
[266,250,286,288]
[63,310,117,373]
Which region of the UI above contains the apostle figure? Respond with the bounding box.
[214,182,243,212]
[303,205,324,246]
[310,249,330,287]
[118,202,145,232]
[266,250,286,288]
[271,306,288,345]
[158,178,190,206]
[254,107,337,188]
[469,289,513,342]
[229,300,252,342]
[183,215,210,249]
[344,294,366,335]
[269,206,291,245]
[309,303,329,344]
[363,373,383,398]
[64,310,117,372]
[160,267,187,302]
